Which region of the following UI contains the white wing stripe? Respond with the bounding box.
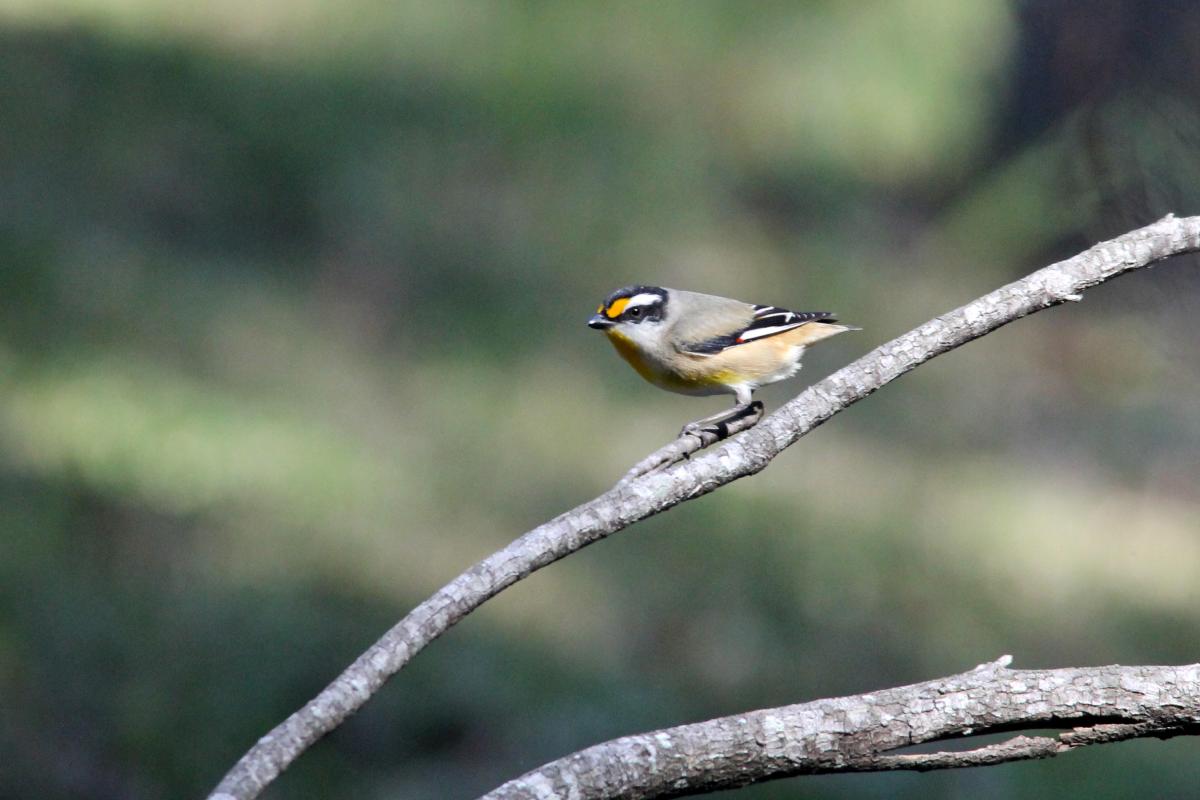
[739,322,803,341]
[756,313,797,325]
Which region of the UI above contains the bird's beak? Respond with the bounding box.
[587,314,615,330]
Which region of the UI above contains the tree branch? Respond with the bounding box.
[480,657,1200,799]
[617,401,764,486]
[207,215,1200,800]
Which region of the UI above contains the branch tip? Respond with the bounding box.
[974,654,1014,673]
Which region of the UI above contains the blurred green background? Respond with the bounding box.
[3,1,1200,798]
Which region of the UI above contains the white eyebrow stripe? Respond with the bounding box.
[624,292,663,309]
[739,322,804,341]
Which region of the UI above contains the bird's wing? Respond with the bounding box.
[742,305,839,341]
[679,305,839,356]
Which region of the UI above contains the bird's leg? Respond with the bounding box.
[619,389,763,488]
[679,386,761,438]
[679,401,763,438]
[619,399,764,488]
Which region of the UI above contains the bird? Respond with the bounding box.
[587,285,858,435]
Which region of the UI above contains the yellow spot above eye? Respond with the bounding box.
[606,297,630,318]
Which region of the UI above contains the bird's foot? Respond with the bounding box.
[618,401,764,488]
[678,401,764,440]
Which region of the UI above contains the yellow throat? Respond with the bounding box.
[604,328,660,384]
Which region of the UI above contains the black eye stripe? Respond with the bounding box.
[622,301,663,323]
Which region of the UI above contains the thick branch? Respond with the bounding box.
[208,215,1200,800]
[480,658,1200,799]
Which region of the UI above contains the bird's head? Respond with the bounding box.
[587,285,668,345]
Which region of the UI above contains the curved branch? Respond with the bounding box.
[618,401,764,486]
[208,215,1200,800]
[479,658,1200,799]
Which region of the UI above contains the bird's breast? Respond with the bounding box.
[604,329,739,396]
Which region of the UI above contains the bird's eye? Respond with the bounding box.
[629,307,642,317]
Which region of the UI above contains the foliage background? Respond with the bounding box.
[3,1,1200,797]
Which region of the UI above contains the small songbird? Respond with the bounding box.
[588,285,858,434]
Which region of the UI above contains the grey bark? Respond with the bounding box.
[481,657,1200,799]
[208,215,1200,800]
[618,401,765,485]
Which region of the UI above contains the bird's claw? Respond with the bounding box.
[620,402,765,488]
[677,401,764,441]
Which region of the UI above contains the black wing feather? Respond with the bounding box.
[681,332,742,355]
[682,307,837,354]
